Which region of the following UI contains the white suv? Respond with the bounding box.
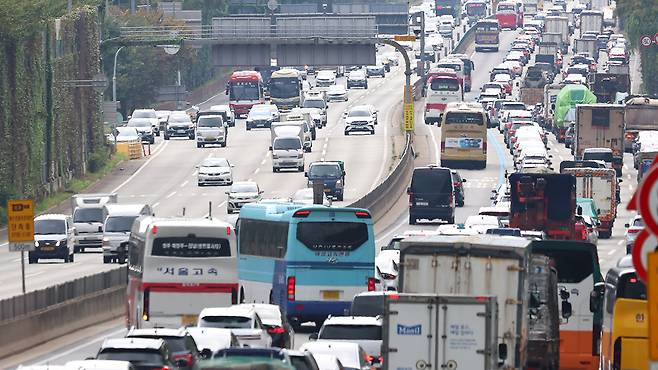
[30,214,76,264]
[312,315,383,366]
[197,306,272,348]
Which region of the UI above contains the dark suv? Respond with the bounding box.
[96,338,181,370]
[126,328,201,370]
[450,170,466,207]
[407,166,455,225]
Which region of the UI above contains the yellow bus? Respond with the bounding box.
[440,102,488,169]
[600,257,648,370]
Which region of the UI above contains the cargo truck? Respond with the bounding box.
[520,87,544,106]
[623,97,658,152]
[573,38,599,61]
[527,255,561,370]
[587,73,630,104]
[383,294,499,370]
[71,193,118,252]
[508,172,577,240]
[398,235,532,370]
[541,33,565,54]
[544,17,570,53]
[574,104,625,176]
[562,167,617,238]
[542,84,564,133]
[523,0,539,15]
[579,11,603,36]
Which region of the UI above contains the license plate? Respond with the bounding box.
[322,290,340,300]
[206,136,215,141]
[41,246,55,251]
[181,314,197,326]
[416,201,429,206]
[177,130,186,134]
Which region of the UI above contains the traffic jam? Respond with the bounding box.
[13,0,658,369]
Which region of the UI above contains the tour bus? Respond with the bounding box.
[436,57,466,90]
[424,70,463,125]
[126,217,238,328]
[237,202,376,328]
[226,71,265,117]
[440,102,488,169]
[464,0,489,24]
[532,241,604,370]
[450,53,475,92]
[269,68,302,111]
[600,259,647,370]
[496,1,523,29]
[474,19,501,52]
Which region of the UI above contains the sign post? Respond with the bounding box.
[7,199,35,294]
[404,85,414,132]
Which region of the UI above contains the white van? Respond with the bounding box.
[270,121,311,152]
[71,193,118,253]
[102,203,153,264]
[271,136,304,172]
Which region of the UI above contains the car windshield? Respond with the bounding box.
[73,208,103,223]
[310,164,341,177]
[168,115,191,124]
[319,324,382,340]
[132,110,156,119]
[351,295,385,316]
[430,78,460,91]
[583,151,613,162]
[197,116,223,128]
[290,356,314,370]
[229,81,260,101]
[348,109,370,118]
[128,120,150,127]
[231,183,258,193]
[105,216,138,233]
[202,158,230,167]
[199,316,252,329]
[116,128,138,138]
[273,138,302,150]
[633,218,645,227]
[128,336,187,352]
[411,169,452,193]
[270,77,300,98]
[34,219,66,235]
[97,350,164,364]
[303,100,325,109]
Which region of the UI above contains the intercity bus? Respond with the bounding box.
[237,202,375,328]
[226,70,265,117]
[126,217,238,328]
[440,102,488,169]
[269,68,302,111]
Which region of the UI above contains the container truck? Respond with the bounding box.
[573,38,599,61]
[579,11,603,36]
[574,104,625,175]
[623,97,658,152]
[527,255,561,370]
[508,172,577,240]
[383,294,499,370]
[544,17,570,53]
[587,73,630,104]
[523,0,539,15]
[562,167,617,238]
[71,193,118,252]
[398,235,532,370]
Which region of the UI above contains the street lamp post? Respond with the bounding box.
[112,46,125,102]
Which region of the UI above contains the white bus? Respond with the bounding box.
[126,217,238,328]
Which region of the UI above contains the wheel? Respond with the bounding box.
[67,253,74,263]
[221,141,227,147]
[273,167,279,173]
[28,256,37,264]
[149,137,155,144]
[74,246,80,253]
[305,146,311,153]
[365,85,368,89]
[103,256,112,264]
[447,217,455,224]
[164,135,170,140]
[298,166,304,172]
[371,129,375,135]
[188,134,194,140]
[246,126,251,131]
[337,193,344,201]
[197,143,202,148]
[312,133,316,140]
[344,131,349,136]
[79,247,85,253]
[457,200,464,207]
[155,131,160,137]
[198,182,203,186]
[409,215,417,225]
[227,209,233,214]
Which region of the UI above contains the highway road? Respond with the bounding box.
[0,45,410,298]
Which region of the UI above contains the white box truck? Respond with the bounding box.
[383,294,499,370]
[398,235,531,370]
[71,193,118,252]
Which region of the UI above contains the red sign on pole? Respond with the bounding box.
[633,230,658,282]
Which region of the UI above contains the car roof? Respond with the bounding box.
[354,290,400,298]
[583,147,612,153]
[199,306,256,318]
[103,204,148,216]
[101,338,164,351]
[127,327,187,338]
[35,214,68,221]
[231,181,258,187]
[323,316,382,326]
[65,360,134,370]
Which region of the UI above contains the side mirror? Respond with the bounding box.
[269,146,273,151]
[498,343,508,360]
[561,300,573,319]
[625,223,630,228]
[309,333,319,340]
[259,190,264,194]
[462,179,466,182]
[304,172,308,177]
[225,191,230,195]
[618,179,623,183]
[407,186,412,194]
[195,165,199,168]
[200,348,213,359]
[590,282,605,313]
[98,226,103,233]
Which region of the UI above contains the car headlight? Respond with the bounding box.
[297,152,304,159]
[272,154,279,159]
[308,180,313,187]
[55,240,61,247]
[336,180,343,188]
[34,241,39,247]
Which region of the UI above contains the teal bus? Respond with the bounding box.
[236,202,376,328]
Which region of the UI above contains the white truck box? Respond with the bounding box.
[562,167,617,237]
[579,11,603,35]
[399,235,531,370]
[70,193,118,252]
[383,294,499,370]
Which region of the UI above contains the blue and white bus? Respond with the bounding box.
[237,202,376,327]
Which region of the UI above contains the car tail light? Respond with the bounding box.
[142,288,150,322]
[408,192,414,207]
[267,326,286,334]
[628,228,641,234]
[367,277,376,291]
[483,141,487,153]
[440,141,445,153]
[355,211,371,218]
[174,354,194,367]
[287,276,296,301]
[293,210,311,218]
[152,367,170,370]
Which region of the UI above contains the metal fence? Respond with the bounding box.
[0,267,126,322]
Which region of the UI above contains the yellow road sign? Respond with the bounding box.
[394,34,416,42]
[7,199,35,243]
[649,252,658,360]
[404,103,414,132]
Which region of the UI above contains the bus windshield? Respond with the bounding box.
[444,112,484,125]
[430,78,460,91]
[466,3,487,15]
[269,78,299,98]
[229,81,260,101]
[498,4,516,12]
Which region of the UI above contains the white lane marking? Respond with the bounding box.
[261,158,267,165]
[624,164,629,170]
[192,170,197,176]
[26,271,44,278]
[607,249,617,256]
[165,191,176,199]
[180,180,188,188]
[254,168,260,174]
[152,202,161,208]
[32,327,127,365]
[428,125,440,164]
[617,240,624,245]
[111,140,170,193]
[370,105,390,191]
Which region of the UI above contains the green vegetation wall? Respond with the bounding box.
[0,3,106,220]
[616,0,658,95]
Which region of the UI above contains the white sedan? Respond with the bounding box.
[326,84,348,102]
[197,157,234,186]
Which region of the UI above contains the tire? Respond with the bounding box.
[298,166,304,172]
[273,167,278,173]
[164,135,169,140]
[103,256,112,264]
[227,209,233,214]
[28,257,37,264]
[344,131,349,136]
[74,246,80,253]
[447,216,455,224]
[67,253,74,263]
[197,143,202,148]
[221,141,227,148]
[246,126,251,131]
[371,129,375,135]
[409,215,416,225]
[337,193,344,201]
[79,247,85,253]
[149,137,155,144]
[155,131,160,137]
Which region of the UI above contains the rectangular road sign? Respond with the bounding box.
[404,103,414,132]
[7,199,35,245]
[394,34,416,42]
[649,252,658,360]
[9,243,35,252]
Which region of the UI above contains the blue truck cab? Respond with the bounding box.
[305,161,345,201]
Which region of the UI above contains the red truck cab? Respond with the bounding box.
[496,2,521,29]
